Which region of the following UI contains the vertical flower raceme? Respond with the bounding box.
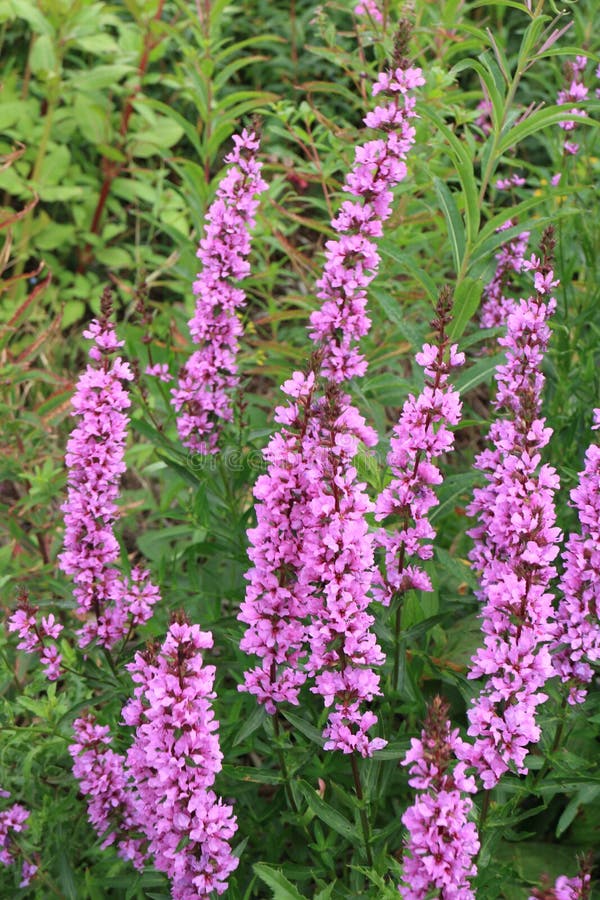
[123,615,238,898]
[238,366,320,712]
[0,793,37,888]
[59,290,159,649]
[7,593,63,681]
[239,36,423,746]
[557,56,589,156]
[479,218,530,328]
[69,717,146,869]
[552,409,600,704]
[461,228,561,788]
[399,697,480,899]
[308,35,424,381]
[302,386,386,756]
[171,128,268,454]
[374,288,464,608]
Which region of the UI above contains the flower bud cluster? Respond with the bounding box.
[59,296,159,648]
[171,129,268,454]
[308,64,424,381]
[463,232,561,788]
[399,697,479,899]
[552,409,600,704]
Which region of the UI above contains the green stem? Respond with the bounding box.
[478,788,492,836]
[350,752,373,868]
[273,711,299,814]
[392,603,402,691]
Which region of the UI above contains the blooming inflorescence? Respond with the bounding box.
[557,56,589,156]
[462,229,561,788]
[480,218,530,329]
[552,409,600,704]
[0,793,37,888]
[123,616,238,898]
[70,616,237,898]
[59,290,159,648]
[171,128,267,454]
[239,48,423,755]
[7,593,63,681]
[308,52,424,381]
[399,697,480,898]
[374,287,464,607]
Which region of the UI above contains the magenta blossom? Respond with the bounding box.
[399,697,479,898]
[171,128,268,454]
[462,229,561,788]
[59,291,159,648]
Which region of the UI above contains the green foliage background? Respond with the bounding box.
[1,0,599,896]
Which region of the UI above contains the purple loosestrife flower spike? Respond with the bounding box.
[552,409,600,704]
[69,716,146,869]
[0,793,37,888]
[374,287,464,606]
[171,128,268,454]
[302,386,387,756]
[59,289,159,649]
[480,217,530,329]
[123,615,238,898]
[399,697,480,899]
[557,57,589,157]
[238,365,320,712]
[308,54,424,382]
[460,229,561,789]
[7,592,63,681]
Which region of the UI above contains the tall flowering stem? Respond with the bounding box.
[71,615,237,898]
[238,365,321,713]
[171,128,268,454]
[399,697,480,898]
[69,717,146,869]
[239,36,422,735]
[374,288,464,687]
[308,30,424,381]
[59,289,159,649]
[303,386,386,758]
[552,409,600,704]
[123,615,237,898]
[462,228,561,789]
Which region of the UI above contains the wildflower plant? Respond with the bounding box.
[2,0,600,897]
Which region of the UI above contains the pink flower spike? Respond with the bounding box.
[171,128,268,454]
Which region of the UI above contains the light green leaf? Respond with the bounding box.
[253,864,306,900]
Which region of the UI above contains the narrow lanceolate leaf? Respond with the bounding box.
[253,864,307,900]
[434,177,466,273]
[296,780,359,843]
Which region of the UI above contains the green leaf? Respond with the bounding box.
[253,863,306,900]
[449,277,484,341]
[281,710,325,747]
[29,32,57,75]
[233,702,267,746]
[433,177,466,273]
[498,104,598,156]
[455,353,504,394]
[296,780,359,842]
